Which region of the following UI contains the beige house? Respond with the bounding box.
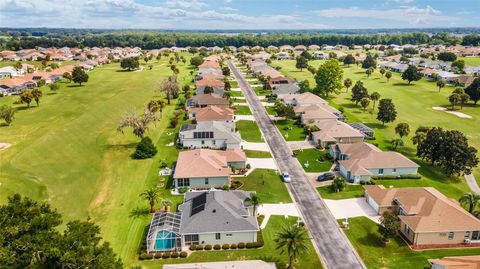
[330,142,419,183]
[429,256,480,268]
[281,93,345,124]
[186,93,230,109]
[311,120,364,148]
[188,106,234,123]
[364,186,480,248]
[173,149,246,189]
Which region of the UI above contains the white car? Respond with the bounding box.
[282,172,291,183]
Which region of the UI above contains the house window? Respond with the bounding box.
[472,231,480,240]
[403,224,410,235]
[226,234,232,236]
[215,233,221,240]
[201,140,205,145]
[393,168,397,173]
[465,231,471,239]
[205,178,209,185]
[177,178,190,187]
[184,234,199,245]
[448,232,454,240]
[378,169,384,175]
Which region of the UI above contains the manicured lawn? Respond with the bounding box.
[231,98,246,103]
[342,217,480,269]
[317,184,364,200]
[237,120,263,142]
[459,56,480,66]
[230,81,239,88]
[271,59,479,195]
[244,150,272,158]
[275,119,307,141]
[229,90,243,97]
[139,216,322,269]
[234,105,252,115]
[266,106,277,115]
[0,54,196,266]
[294,149,333,172]
[235,169,291,203]
[253,87,272,96]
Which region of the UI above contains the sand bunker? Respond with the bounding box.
[0,143,12,152]
[432,107,472,119]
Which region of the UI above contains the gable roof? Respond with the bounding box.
[190,106,234,121]
[179,121,241,144]
[429,256,480,269]
[188,93,229,106]
[178,190,259,234]
[312,120,364,142]
[195,76,225,87]
[174,149,246,179]
[364,185,480,233]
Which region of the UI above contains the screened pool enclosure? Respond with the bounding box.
[146,212,182,253]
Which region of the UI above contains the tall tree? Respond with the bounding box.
[158,76,180,104]
[245,193,261,216]
[465,77,480,105]
[436,80,445,92]
[370,92,381,112]
[362,54,376,69]
[451,59,466,73]
[377,98,397,125]
[401,65,422,84]
[366,67,373,78]
[63,72,72,82]
[275,225,310,269]
[351,80,369,105]
[190,55,203,67]
[343,78,352,93]
[379,68,386,78]
[120,57,140,71]
[385,71,392,82]
[437,52,457,62]
[314,59,343,97]
[395,123,410,139]
[140,188,160,213]
[31,88,43,106]
[379,211,400,243]
[117,108,158,139]
[330,177,346,193]
[360,97,370,112]
[19,90,34,108]
[0,105,15,125]
[343,54,355,66]
[72,66,89,86]
[449,93,460,110]
[459,193,480,213]
[295,56,308,71]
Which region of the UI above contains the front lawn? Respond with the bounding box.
[317,184,364,200]
[230,81,239,88]
[234,106,252,115]
[139,216,322,269]
[229,90,243,97]
[237,120,263,142]
[253,87,271,96]
[265,106,277,115]
[244,150,272,158]
[294,149,333,172]
[231,98,246,103]
[342,217,480,269]
[275,120,307,141]
[235,169,291,203]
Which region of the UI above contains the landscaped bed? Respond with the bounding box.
[236,120,263,142]
[341,217,480,269]
[274,119,307,141]
[294,148,333,172]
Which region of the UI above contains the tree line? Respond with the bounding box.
[2,31,479,50]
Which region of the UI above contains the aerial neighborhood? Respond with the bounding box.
[1,24,480,269]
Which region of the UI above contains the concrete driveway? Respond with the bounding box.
[258,203,300,229]
[324,198,380,223]
[247,158,277,170]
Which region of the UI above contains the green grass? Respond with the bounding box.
[138,216,322,269]
[237,120,263,142]
[236,169,291,203]
[294,149,333,172]
[271,59,479,197]
[342,217,480,269]
[266,106,277,115]
[459,56,480,66]
[317,184,364,199]
[275,120,307,141]
[230,81,239,88]
[0,54,197,266]
[234,106,252,115]
[244,150,272,158]
[229,90,243,97]
[253,87,272,96]
[231,98,246,103]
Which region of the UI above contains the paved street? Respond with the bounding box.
[229,61,365,269]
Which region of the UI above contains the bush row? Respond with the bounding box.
[371,174,422,180]
[189,241,263,251]
[138,251,188,260]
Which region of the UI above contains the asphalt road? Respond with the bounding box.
[228,61,365,269]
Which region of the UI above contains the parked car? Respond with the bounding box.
[282,172,291,183]
[317,172,335,181]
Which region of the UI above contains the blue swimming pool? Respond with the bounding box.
[154,230,176,251]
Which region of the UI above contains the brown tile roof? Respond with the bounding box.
[312,120,364,142]
[199,60,221,69]
[195,76,224,87]
[174,149,246,179]
[189,93,229,106]
[190,106,234,122]
[364,185,480,233]
[429,256,480,269]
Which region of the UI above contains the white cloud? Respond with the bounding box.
[391,0,415,3]
[220,6,237,11]
[165,0,207,10]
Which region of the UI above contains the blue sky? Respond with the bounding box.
[0,0,479,29]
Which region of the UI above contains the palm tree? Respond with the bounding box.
[140,188,160,213]
[275,224,310,269]
[160,199,172,212]
[459,193,480,213]
[223,91,232,100]
[245,193,261,216]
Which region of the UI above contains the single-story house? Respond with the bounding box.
[188,106,234,123]
[195,76,225,95]
[268,76,299,96]
[282,92,345,122]
[311,120,364,148]
[186,93,230,109]
[330,142,419,183]
[275,52,291,60]
[429,256,480,268]
[173,149,246,189]
[364,185,480,248]
[0,66,23,78]
[179,121,241,150]
[146,190,259,252]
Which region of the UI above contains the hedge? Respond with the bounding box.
[139,253,153,260]
[171,252,179,258]
[222,244,230,250]
[238,242,246,249]
[180,252,188,258]
[230,244,237,249]
[371,174,421,180]
[214,244,221,250]
[204,245,212,250]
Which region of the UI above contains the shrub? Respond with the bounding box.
[237,242,245,249]
[196,245,204,250]
[230,244,237,249]
[154,252,163,259]
[246,163,251,169]
[256,231,264,247]
[171,252,179,258]
[222,244,230,250]
[204,245,212,250]
[214,244,221,250]
[170,116,179,127]
[246,242,254,249]
[189,245,197,251]
[253,242,263,248]
[139,253,153,260]
[178,186,188,193]
[133,136,158,159]
[359,180,367,185]
[162,253,171,259]
[180,252,188,258]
